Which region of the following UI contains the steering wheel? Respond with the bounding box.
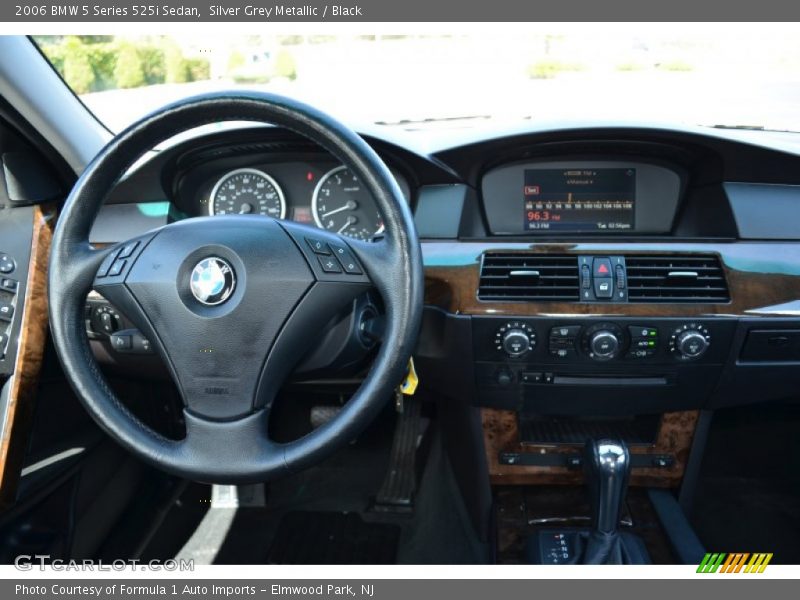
[48,92,424,483]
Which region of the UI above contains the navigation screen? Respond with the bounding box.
[523,168,636,231]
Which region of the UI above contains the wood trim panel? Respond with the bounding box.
[481,408,699,487]
[0,205,55,507]
[423,241,800,317]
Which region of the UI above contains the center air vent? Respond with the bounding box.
[626,255,729,303]
[478,253,579,301]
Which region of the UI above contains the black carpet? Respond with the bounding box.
[689,401,800,564]
[267,511,401,564]
[692,476,800,564]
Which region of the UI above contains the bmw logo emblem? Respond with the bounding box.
[190,257,236,306]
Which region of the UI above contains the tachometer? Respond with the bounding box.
[312,166,383,241]
[209,168,286,218]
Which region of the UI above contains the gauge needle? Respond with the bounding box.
[322,201,357,218]
[337,216,356,234]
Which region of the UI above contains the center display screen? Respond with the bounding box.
[523,168,636,232]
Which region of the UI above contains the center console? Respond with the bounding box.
[473,315,735,416]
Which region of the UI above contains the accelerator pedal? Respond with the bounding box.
[372,379,428,514]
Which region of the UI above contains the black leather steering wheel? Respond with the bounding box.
[48,92,424,483]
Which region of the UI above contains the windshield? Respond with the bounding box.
[33,28,800,133]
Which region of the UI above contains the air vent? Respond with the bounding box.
[626,255,729,303]
[478,253,579,301]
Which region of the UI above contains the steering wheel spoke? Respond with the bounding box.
[178,408,284,483]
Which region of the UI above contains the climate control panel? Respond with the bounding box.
[473,316,736,412]
[477,317,732,366]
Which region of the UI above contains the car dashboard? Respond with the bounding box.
[8,120,800,494]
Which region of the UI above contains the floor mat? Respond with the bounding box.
[691,477,800,564]
[689,401,800,564]
[267,511,401,564]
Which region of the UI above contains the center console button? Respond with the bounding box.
[496,369,514,386]
[521,371,543,384]
[592,257,612,278]
[550,347,576,359]
[550,325,581,339]
[627,348,656,359]
[628,325,658,339]
[594,277,613,299]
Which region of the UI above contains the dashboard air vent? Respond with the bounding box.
[626,255,729,303]
[478,253,579,301]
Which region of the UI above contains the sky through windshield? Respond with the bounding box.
[34,29,800,133]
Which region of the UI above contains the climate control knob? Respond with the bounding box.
[581,323,625,361]
[502,329,532,357]
[494,322,536,358]
[669,324,711,360]
[677,331,709,358]
[589,330,620,360]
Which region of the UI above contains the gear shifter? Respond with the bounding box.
[584,438,630,535]
[527,438,650,565]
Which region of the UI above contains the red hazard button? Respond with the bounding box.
[593,258,613,278]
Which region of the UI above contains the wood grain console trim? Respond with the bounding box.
[482,408,699,487]
[0,205,55,507]
[423,241,800,317]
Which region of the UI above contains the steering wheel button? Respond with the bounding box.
[96,251,119,278]
[0,302,13,321]
[317,255,343,273]
[328,243,362,275]
[306,237,332,255]
[108,259,127,277]
[117,241,139,259]
[342,261,362,275]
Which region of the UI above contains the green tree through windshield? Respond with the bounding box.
[34,31,800,133]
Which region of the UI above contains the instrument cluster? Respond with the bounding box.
[188,159,411,241]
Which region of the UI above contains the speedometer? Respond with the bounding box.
[312,166,384,241]
[209,168,286,218]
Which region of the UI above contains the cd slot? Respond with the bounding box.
[552,374,668,386]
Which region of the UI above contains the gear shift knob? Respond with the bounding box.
[584,438,630,534]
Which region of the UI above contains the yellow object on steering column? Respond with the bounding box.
[394,357,418,412]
